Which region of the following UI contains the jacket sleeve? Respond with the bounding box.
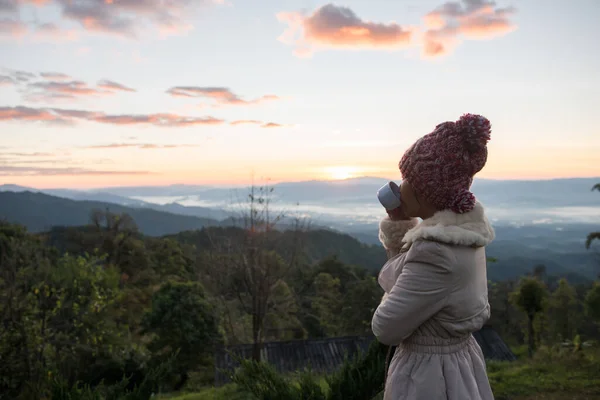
[378,217,419,258]
[371,242,454,345]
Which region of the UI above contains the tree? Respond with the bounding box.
[511,276,548,356]
[142,281,221,390]
[488,279,523,345]
[206,182,306,361]
[584,281,600,325]
[311,272,344,336]
[586,184,599,249]
[89,208,139,268]
[547,278,579,342]
[0,221,128,398]
[340,276,382,336]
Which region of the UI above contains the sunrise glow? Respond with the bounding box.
[0,1,599,188]
[325,166,360,181]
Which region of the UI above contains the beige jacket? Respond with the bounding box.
[372,202,495,400]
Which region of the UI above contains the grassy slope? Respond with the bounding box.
[162,346,600,400]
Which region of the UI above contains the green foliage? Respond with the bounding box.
[511,276,549,355]
[158,384,254,400]
[586,232,600,249]
[547,278,580,342]
[310,273,343,336]
[293,257,383,339]
[45,357,174,400]
[511,277,548,318]
[585,281,600,323]
[3,183,600,400]
[232,358,309,400]
[325,340,387,400]
[143,281,222,389]
[487,347,600,400]
[586,183,599,249]
[231,340,387,400]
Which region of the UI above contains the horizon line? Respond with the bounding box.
[2,175,600,191]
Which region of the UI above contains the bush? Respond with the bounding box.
[231,340,388,400]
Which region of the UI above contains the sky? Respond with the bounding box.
[1,0,599,189]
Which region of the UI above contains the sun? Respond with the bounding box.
[325,166,358,180]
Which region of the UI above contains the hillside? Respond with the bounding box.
[0,190,597,282]
[170,227,387,272]
[0,190,387,272]
[0,191,220,236]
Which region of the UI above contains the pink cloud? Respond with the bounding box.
[0,75,16,86]
[230,120,263,126]
[25,80,109,102]
[34,22,79,41]
[261,122,285,128]
[83,143,199,149]
[13,73,138,103]
[0,18,28,38]
[230,120,289,128]
[0,165,153,176]
[97,79,136,92]
[277,1,516,58]
[0,0,222,40]
[166,86,280,106]
[0,105,225,127]
[0,106,61,122]
[40,72,72,80]
[277,4,413,57]
[422,0,517,57]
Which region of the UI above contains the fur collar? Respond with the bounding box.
[402,202,495,248]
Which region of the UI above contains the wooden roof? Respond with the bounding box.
[214,326,516,386]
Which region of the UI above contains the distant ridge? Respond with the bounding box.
[0,191,220,236]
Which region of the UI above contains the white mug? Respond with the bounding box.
[377,181,401,211]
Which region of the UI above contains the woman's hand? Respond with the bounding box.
[386,206,411,221]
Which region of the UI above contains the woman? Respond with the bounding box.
[372,113,495,400]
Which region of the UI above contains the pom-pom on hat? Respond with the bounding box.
[398,113,491,214]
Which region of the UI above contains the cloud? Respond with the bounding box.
[2,68,36,82]
[0,105,225,127]
[40,72,72,80]
[83,143,199,149]
[166,86,280,107]
[14,73,138,102]
[97,79,136,92]
[0,18,27,37]
[2,151,55,157]
[277,1,516,58]
[230,120,288,128]
[230,119,263,126]
[0,75,15,86]
[422,0,517,57]
[34,22,79,41]
[0,165,153,176]
[26,80,108,102]
[0,0,223,40]
[277,4,413,57]
[261,122,284,128]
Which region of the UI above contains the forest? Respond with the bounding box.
[1,185,599,400]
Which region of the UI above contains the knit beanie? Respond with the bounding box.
[398,113,491,214]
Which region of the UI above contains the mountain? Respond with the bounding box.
[0,189,597,282]
[0,184,231,221]
[76,176,599,208]
[0,191,220,236]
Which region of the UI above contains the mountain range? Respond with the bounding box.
[1,177,598,282]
